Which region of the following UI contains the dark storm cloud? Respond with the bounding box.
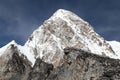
[0,0,120,47]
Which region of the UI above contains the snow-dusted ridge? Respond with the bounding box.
[0,9,120,66]
[18,45,36,66]
[107,41,120,58]
[0,40,36,66]
[0,40,17,56]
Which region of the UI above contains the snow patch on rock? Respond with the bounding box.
[108,41,120,58]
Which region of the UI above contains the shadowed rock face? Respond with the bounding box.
[0,44,32,80]
[0,47,120,80]
[29,47,120,80]
[27,58,53,80]
[46,48,120,80]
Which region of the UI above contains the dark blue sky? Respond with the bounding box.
[0,0,120,47]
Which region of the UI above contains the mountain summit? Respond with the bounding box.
[0,9,120,80]
[25,9,119,66]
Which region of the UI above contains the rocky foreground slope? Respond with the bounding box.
[0,46,120,80]
[0,9,120,80]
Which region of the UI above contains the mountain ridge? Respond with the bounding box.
[0,9,120,80]
[0,9,120,67]
[24,9,120,66]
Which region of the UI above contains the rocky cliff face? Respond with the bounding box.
[46,48,120,80]
[0,43,31,80]
[0,47,120,80]
[0,9,120,80]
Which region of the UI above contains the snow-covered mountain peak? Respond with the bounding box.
[0,9,120,67]
[0,40,35,66]
[52,9,72,18]
[51,9,87,24]
[0,40,17,56]
[7,40,17,44]
[3,40,17,47]
[25,9,119,67]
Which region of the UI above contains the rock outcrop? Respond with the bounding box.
[0,44,31,80]
[27,58,53,80]
[46,48,120,80]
